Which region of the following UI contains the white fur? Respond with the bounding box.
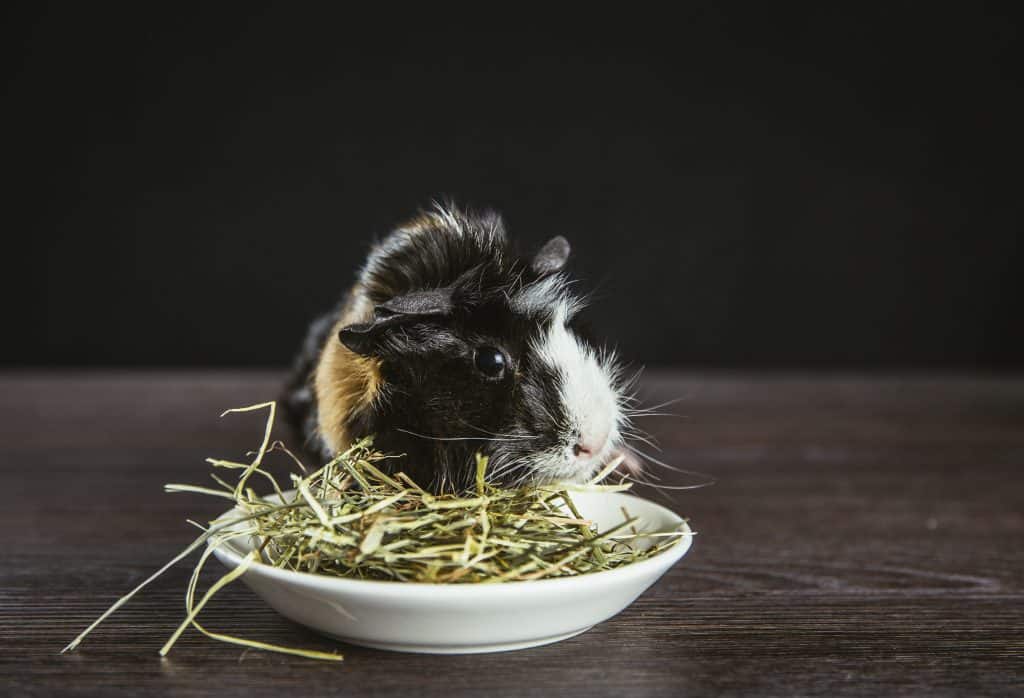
[529,302,621,482]
[510,274,585,319]
[430,201,466,238]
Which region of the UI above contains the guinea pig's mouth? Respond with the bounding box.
[517,440,619,486]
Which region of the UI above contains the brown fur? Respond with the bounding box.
[313,286,381,454]
[312,217,445,454]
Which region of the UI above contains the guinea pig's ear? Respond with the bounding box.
[337,322,379,356]
[375,288,453,318]
[338,288,452,355]
[531,236,571,276]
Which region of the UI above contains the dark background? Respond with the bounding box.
[8,5,1022,369]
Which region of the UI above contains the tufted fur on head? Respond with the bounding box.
[282,202,627,492]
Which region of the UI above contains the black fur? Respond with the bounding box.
[283,204,615,492]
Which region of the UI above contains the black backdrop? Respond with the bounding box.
[9,5,1022,368]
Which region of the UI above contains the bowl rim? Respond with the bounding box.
[209,490,694,593]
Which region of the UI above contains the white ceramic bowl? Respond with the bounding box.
[211,491,693,654]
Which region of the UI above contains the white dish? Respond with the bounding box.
[211,490,693,654]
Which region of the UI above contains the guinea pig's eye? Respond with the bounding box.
[473,346,507,379]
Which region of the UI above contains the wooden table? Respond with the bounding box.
[3,371,1021,696]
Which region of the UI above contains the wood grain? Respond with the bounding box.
[1,371,1021,696]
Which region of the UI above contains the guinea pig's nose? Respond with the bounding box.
[573,428,611,459]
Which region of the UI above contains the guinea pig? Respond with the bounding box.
[282,203,629,492]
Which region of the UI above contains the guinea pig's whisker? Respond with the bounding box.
[621,430,662,453]
[645,395,688,409]
[622,404,687,418]
[627,473,681,503]
[614,470,674,504]
[485,457,529,481]
[618,393,688,418]
[509,468,537,490]
[623,409,688,419]
[488,457,539,485]
[394,428,530,443]
[621,366,645,392]
[624,444,717,490]
[455,421,539,441]
[622,420,657,436]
